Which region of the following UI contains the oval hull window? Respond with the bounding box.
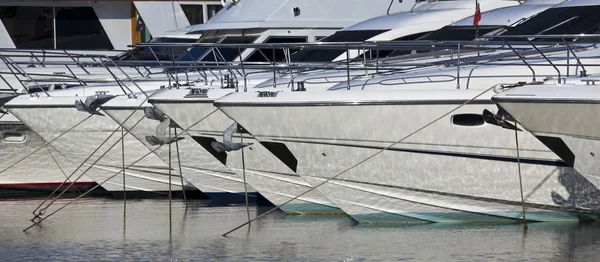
[452,114,485,127]
[2,132,27,143]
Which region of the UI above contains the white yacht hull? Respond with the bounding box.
[493,85,600,191]
[216,90,600,222]
[149,89,342,213]
[6,99,191,195]
[102,102,265,202]
[0,121,97,196]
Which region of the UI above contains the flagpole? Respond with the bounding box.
[474,0,481,38]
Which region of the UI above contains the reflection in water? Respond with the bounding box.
[1,199,600,261]
[554,167,600,212]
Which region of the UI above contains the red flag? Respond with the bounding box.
[473,0,481,26]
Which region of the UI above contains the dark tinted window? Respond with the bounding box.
[119,37,198,61]
[207,5,223,20]
[359,31,433,59]
[181,5,204,24]
[504,6,600,41]
[176,36,220,62]
[291,30,388,62]
[369,26,503,59]
[421,25,504,41]
[55,7,113,50]
[0,6,54,49]
[245,36,308,62]
[200,35,258,62]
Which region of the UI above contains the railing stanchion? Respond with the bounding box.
[346,44,351,90]
[456,43,460,89]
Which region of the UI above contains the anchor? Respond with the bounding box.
[144,107,183,145]
[74,93,114,116]
[482,106,521,131]
[211,122,252,152]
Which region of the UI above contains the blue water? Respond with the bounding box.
[2,198,600,261]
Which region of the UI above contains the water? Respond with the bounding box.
[2,199,600,261]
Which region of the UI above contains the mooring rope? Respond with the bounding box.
[0,115,93,175]
[23,109,219,232]
[221,86,496,237]
[168,127,173,236]
[44,143,82,195]
[32,96,152,216]
[121,126,127,211]
[32,115,147,218]
[514,121,528,231]
[241,136,251,225]
[174,128,188,209]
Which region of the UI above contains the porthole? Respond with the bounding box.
[451,114,485,127]
[1,132,27,143]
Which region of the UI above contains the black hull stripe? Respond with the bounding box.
[273,138,569,167]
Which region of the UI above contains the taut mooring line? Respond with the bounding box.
[23,109,219,232]
[168,127,173,237]
[241,136,251,225]
[174,128,188,209]
[32,96,152,216]
[221,86,496,237]
[44,143,82,195]
[0,115,93,175]
[121,126,127,213]
[33,115,147,217]
[514,121,528,231]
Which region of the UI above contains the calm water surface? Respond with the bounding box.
[1,198,600,261]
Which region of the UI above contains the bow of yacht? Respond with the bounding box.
[492,80,600,190]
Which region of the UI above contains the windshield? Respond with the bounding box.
[118,37,199,61]
[290,30,389,62]
[421,25,505,41]
[503,5,600,40]
[176,36,220,62]
[199,35,258,62]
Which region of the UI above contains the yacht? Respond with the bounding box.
[5,0,416,200]
[492,79,600,191]
[213,0,600,222]
[147,0,521,212]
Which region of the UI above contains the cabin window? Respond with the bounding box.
[291,30,388,62]
[1,132,27,143]
[452,114,485,127]
[182,4,223,25]
[0,6,112,50]
[181,5,204,25]
[118,37,198,61]
[0,6,54,49]
[207,5,223,20]
[55,7,112,50]
[200,35,258,62]
[245,36,308,63]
